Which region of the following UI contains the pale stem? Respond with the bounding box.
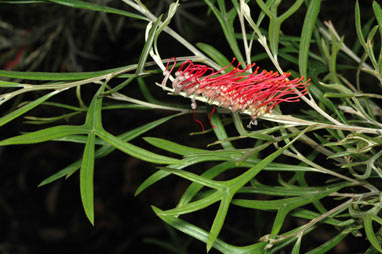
[121,0,221,70]
[237,4,252,67]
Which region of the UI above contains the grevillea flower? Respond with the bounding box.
[161,58,310,128]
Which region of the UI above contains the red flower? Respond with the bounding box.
[162,58,310,124]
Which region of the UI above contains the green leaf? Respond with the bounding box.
[178,161,236,206]
[135,157,222,196]
[38,160,81,187]
[299,0,322,78]
[364,215,382,253]
[305,230,349,254]
[136,16,162,76]
[247,180,337,196]
[80,132,96,225]
[0,64,135,81]
[84,83,105,129]
[143,137,207,155]
[151,206,264,254]
[24,112,82,125]
[52,134,100,144]
[158,167,222,189]
[196,42,232,69]
[232,184,345,235]
[135,170,172,196]
[278,0,305,22]
[151,1,179,71]
[78,85,105,225]
[208,128,312,249]
[0,125,89,145]
[211,111,234,150]
[256,0,304,56]
[355,0,367,49]
[96,130,182,164]
[103,75,136,95]
[291,235,302,254]
[372,0,382,73]
[0,90,59,127]
[204,0,245,64]
[0,80,24,87]
[372,1,382,38]
[46,0,147,21]
[40,114,182,187]
[158,191,222,216]
[207,193,233,252]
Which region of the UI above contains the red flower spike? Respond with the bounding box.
[162,58,310,127]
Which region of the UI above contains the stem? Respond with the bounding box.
[283,150,361,185]
[282,198,353,241]
[121,0,221,70]
[237,3,251,67]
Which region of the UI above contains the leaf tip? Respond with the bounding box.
[87,212,95,226]
[151,205,162,215]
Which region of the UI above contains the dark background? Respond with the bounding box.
[0,0,376,253]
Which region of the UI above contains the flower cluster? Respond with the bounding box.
[162,58,310,121]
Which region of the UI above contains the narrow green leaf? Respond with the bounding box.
[95,130,182,164]
[255,0,277,26]
[233,185,344,211]
[0,90,59,127]
[233,184,345,235]
[0,80,24,87]
[151,1,179,67]
[0,125,89,145]
[84,83,105,129]
[372,0,382,73]
[158,191,222,216]
[143,137,207,155]
[151,206,259,254]
[305,231,349,254]
[102,75,136,95]
[178,161,236,206]
[247,181,336,196]
[0,65,135,80]
[206,128,312,249]
[372,1,382,37]
[204,0,245,64]
[231,127,312,190]
[211,112,234,150]
[136,16,162,76]
[40,114,182,187]
[135,171,172,196]
[47,0,147,21]
[355,0,367,49]
[291,235,302,254]
[38,160,81,187]
[268,19,281,57]
[135,157,225,196]
[207,194,233,252]
[80,132,96,225]
[196,42,232,69]
[255,0,273,18]
[279,0,305,22]
[364,215,382,253]
[299,0,322,78]
[53,134,102,144]
[24,111,82,125]
[158,167,222,189]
